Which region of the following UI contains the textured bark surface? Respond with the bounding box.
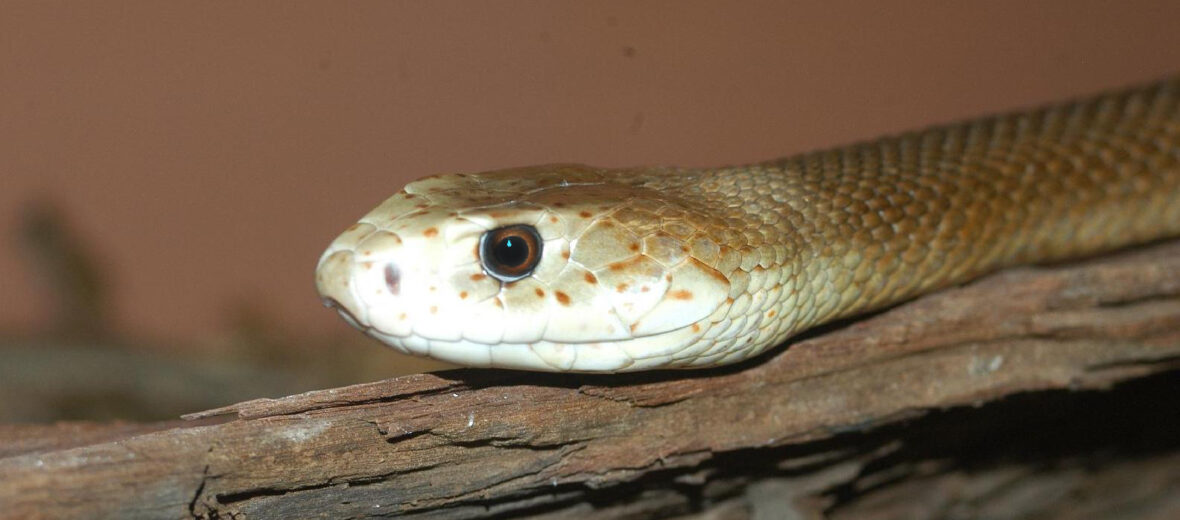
[2,239,1179,519]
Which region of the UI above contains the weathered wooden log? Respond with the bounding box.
[2,239,1178,519]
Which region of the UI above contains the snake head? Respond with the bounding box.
[316,164,734,372]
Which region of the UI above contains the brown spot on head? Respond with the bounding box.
[629,323,638,332]
[460,291,468,299]
[641,285,650,292]
[706,268,729,284]
[579,210,592,218]
[554,201,567,208]
[430,306,438,314]
[398,312,407,320]
[404,193,417,199]
[561,250,570,260]
[471,273,487,281]
[535,288,545,297]
[423,227,439,237]
[555,291,571,305]
[549,216,559,223]
[584,272,598,284]
[766,310,776,318]
[606,257,646,271]
[493,298,504,308]
[629,243,640,252]
[416,203,429,209]
[665,274,673,282]
[616,283,629,293]
[691,323,701,333]
[670,289,693,300]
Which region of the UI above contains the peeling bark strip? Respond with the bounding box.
[1,240,1179,519]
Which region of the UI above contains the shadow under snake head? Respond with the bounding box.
[316,164,742,372]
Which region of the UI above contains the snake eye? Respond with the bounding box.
[479,225,543,282]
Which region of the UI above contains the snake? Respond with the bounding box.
[316,77,1180,373]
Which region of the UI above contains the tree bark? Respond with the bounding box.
[3,239,1179,520]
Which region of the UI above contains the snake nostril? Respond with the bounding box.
[384,262,401,296]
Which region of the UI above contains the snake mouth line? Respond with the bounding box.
[322,297,366,331]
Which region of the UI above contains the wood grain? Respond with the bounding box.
[3,239,1179,519]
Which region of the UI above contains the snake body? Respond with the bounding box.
[317,78,1180,372]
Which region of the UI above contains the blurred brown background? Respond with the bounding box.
[3,1,1180,421]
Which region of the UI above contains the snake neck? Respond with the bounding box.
[634,78,1180,351]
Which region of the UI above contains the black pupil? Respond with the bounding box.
[493,235,529,267]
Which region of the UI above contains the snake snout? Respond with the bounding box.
[315,248,372,328]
